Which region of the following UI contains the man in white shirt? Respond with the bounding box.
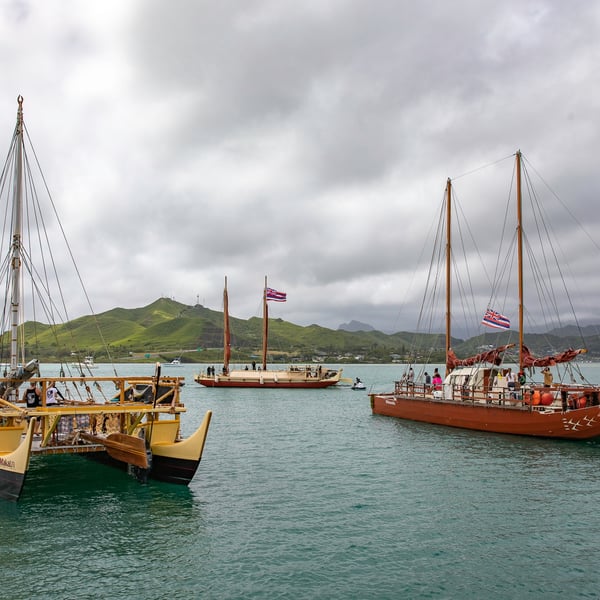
[45,382,65,406]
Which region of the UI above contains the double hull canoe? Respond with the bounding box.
[0,97,213,500]
[196,366,342,388]
[195,276,342,388]
[371,152,600,440]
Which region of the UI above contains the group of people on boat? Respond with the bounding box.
[22,381,64,407]
[22,381,65,435]
[496,368,519,399]
[490,368,530,402]
[398,364,560,404]
[400,367,415,386]
[422,369,443,392]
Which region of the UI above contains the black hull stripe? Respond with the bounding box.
[0,469,26,501]
[150,455,201,485]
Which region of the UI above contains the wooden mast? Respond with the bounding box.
[262,275,268,371]
[445,177,452,374]
[223,276,230,374]
[516,151,524,371]
[10,96,24,375]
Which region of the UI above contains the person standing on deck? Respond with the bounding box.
[462,375,471,400]
[45,382,65,406]
[23,381,42,434]
[506,368,517,399]
[542,367,553,387]
[23,381,41,408]
[424,372,431,391]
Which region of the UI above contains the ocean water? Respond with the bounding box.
[2,363,600,599]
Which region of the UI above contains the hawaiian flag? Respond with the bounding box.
[266,287,287,302]
[482,308,510,330]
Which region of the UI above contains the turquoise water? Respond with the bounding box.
[2,363,600,599]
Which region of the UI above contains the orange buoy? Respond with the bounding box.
[532,390,541,405]
[578,396,587,408]
[523,392,531,405]
[540,392,553,406]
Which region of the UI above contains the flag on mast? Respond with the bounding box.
[481,308,510,330]
[266,287,287,302]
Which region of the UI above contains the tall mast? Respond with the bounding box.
[262,275,268,370]
[445,178,452,374]
[10,96,24,372]
[223,276,230,373]
[516,151,524,371]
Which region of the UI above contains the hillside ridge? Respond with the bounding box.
[8,298,600,364]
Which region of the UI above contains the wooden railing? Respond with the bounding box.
[391,380,600,411]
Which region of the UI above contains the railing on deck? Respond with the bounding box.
[391,381,600,412]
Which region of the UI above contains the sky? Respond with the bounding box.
[0,0,599,336]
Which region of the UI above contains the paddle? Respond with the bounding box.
[80,432,149,469]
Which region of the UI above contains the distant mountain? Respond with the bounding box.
[338,320,375,332]
[548,324,600,338]
[6,298,600,364]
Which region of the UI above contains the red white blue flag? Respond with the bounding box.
[266,287,287,302]
[482,308,510,330]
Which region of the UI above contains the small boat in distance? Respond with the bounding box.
[371,151,600,440]
[0,97,212,500]
[164,358,183,367]
[352,378,366,390]
[71,355,98,369]
[195,276,342,388]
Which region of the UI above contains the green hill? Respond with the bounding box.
[2,297,599,364]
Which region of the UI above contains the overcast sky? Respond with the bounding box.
[0,1,599,335]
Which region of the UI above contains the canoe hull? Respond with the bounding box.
[371,393,600,440]
[150,455,202,485]
[0,420,34,501]
[0,469,27,502]
[196,377,339,388]
[86,449,203,485]
[83,410,212,485]
[196,369,342,388]
[151,410,212,484]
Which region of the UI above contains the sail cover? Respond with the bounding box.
[521,345,586,367]
[447,344,514,370]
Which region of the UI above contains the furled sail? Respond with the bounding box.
[1,359,39,400]
[521,345,587,368]
[447,344,514,371]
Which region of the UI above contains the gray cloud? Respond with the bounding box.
[0,0,599,337]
